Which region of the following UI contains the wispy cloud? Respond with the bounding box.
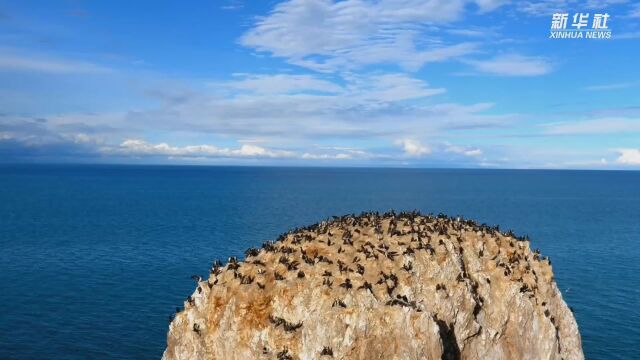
[212,72,445,101]
[628,3,640,17]
[517,0,626,16]
[217,74,342,94]
[474,0,509,12]
[516,0,573,16]
[239,0,492,72]
[543,117,640,135]
[0,50,111,73]
[445,144,483,156]
[583,81,640,91]
[465,54,553,76]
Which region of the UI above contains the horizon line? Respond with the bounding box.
[0,162,637,172]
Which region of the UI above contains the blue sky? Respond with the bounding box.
[0,0,639,168]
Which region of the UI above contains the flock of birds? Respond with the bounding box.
[169,210,555,359]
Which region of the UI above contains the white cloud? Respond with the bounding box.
[446,144,483,156]
[213,72,445,101]
[111,139,296,159]
[474,0,509,12]
[0,65,515,165]
[630,3,640,17]
[104,139,381,162]
[136,89,507,141]
[239,0,488,72]
[445,28,486,37]
[301,152,352,159]
[465,54,552,76]
[396,139,431,156]
[615,149,640,165]
[514,0,572,16]
[217,74,342,94]
[346,73,446,101]
[586,0,627,8]
[544,118,640,135]
[516,0,626,16]
[0,50,111,73]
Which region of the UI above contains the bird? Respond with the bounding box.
[277,348,293,360]
[339,278,353,289]
[283,320,303,332]
[358,281,374,295]
[240,275,254,285]
[402,261,413,272]
[320,346,334,356]
[386,251,399,261]
[252,259,266,267]
[332,299,347,308]
[287,260,300,271]
[244,247,260,258]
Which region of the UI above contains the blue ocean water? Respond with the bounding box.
[0,165,638,360]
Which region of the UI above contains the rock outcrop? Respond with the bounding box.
[163,212,583,360]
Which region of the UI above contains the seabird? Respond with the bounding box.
[358,281,374,295]
[277,348,293,360]
[320,347,334,356]
[339,278,353,289]
[332,299,347,308]
[402,261,413,272]
[244,247,260,258]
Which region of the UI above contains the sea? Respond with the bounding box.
[0,164,638,360]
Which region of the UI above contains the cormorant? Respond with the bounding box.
[332,299,347,308]
[339,278,353,289]
[320,346,334,356]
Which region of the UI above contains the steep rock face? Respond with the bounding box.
[163,212,583,360]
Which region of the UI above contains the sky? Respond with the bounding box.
[0,0,639,168]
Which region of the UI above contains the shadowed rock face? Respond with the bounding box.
[163,212,583,360]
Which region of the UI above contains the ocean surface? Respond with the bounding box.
[0,165,638,360]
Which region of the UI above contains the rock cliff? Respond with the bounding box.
[163,212,583,360]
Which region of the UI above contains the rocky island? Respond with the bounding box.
[163,212,583,360]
